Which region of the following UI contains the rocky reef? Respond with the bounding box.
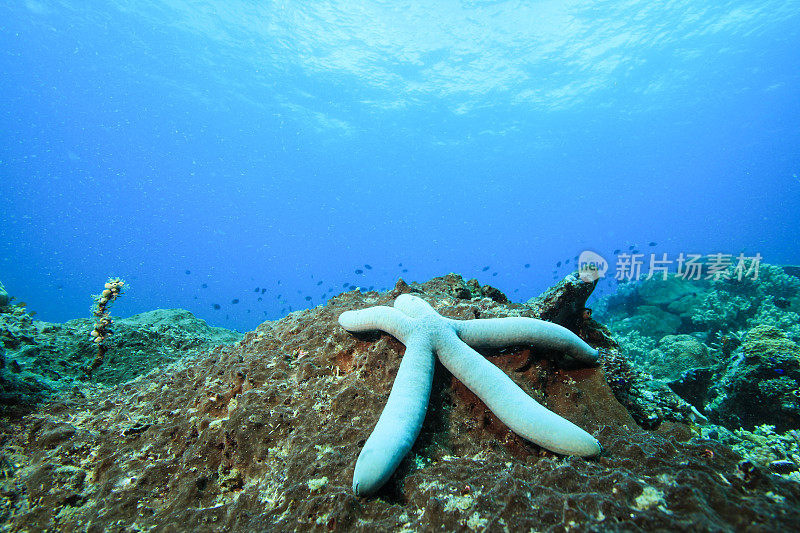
[1,273,799,531]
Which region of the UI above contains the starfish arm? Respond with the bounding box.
[393,293,437,318]
[338,306,414,343]
[352,334,435,496]
[452,317,599,364]
[435,329,602,457]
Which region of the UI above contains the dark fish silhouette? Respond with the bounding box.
[365,264,372,270]
[492,272,498,277]
[482,266,490,271]
[185,270,191,275]
[232,299,239,304]
[649,242,657,247]
[202,283,208,288]
[628,245,635,250]
[355,269,363,274]
[261,288,266,294]
[212,303,221,310]
[402,269,408,273]
[317,281,323,286]
[305,296,312,301]
[524,263,530,268]
[557,261,562,267]
[565,259,570,265]
[398,263,403,267]
[613,249,621,255]
[257,297,263,302]
[254,287,259,292]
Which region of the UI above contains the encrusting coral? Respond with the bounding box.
[84,277,125,376]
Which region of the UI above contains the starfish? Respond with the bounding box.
[339,294,602,496]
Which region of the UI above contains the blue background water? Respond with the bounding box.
[1,1,799,332]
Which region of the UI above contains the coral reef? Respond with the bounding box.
[706,325,800,431]
[594,263,800,479]
[1,273,797,530]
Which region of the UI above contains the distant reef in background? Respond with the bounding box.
[1,269,799,530]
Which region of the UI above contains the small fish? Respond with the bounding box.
[482,266,490,271]
[212,303,221,310]
[202,283,208,288]
[402,269,408,273]
[557,261,562,267]
[613,249,621,255]
[355,269,363,274]
[365,264,372,270]
[257,297,263,302]
[231,299,239,304]
[343,282,349,287]
[317,281,323,286]
[492,272,497,277]
[185,270,191,275]
[254,287,259,292]
[398,263,403,267]
[565,259,570,265]
[305,296,312,302]
[261,288,266,294]
[524,263,530,268]
[649,242,657,247]
[628,245,635,250]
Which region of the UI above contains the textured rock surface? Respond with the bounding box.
[1,274,798,531]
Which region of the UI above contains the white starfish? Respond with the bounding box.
[339,294,602,496]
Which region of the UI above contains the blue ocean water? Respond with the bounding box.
[1,1,798,333]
